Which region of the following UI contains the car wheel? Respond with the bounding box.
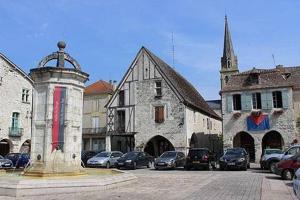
[220,166,224,171]
[269,162,277,173]
[247,163,250,169]
[133,162,137,170]
[184,165,190,170]
[242,165,247,171]
[106,162,110,169]
[282,169,293,180]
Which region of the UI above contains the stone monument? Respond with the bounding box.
[25,41,89,176]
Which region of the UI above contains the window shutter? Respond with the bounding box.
[266,91,273,109]
[226,95,232,112]
[282,90,289,109]
[155,107,159,123]
[242,93,251,111]
[261,91,267,109]
[159,106,164,122]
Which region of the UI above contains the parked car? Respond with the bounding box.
[5,153,30,168]
[293,168,300,199]
[154,151,185,170]
[274,153,300,180]
[87,151,123,168]
[260,148,283,170]
[81,150,102,167]
[184,148,216,170]
[219,148,250,171]
[116,151,152,170]
[262,145,300,173]
[0,155,13,169]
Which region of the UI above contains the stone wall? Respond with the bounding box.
[0,55,33,154]
[222,88,297,162]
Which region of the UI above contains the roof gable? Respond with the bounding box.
[0,53,33,84]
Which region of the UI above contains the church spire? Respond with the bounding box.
[220,15,239,90]
[221,15,238,72]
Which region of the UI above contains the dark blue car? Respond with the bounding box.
[5,153,30,168]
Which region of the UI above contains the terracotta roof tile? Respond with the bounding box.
[85,80,114,95]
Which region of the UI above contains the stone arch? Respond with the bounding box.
[144,135,175,157]
[262,131,284,151]
[0,139,13,156]
[20,139,31,154]
[233,132,255,162]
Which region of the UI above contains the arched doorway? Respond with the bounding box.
[144,135,175,157]
[262,131,284,151]
[190,133,198,148]
[0,139,12,156]
[20,139,31,154]
[233,132,255,162]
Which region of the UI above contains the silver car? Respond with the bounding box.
[87,151,123,168]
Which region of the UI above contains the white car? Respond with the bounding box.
[87,151,123,168]
[293,168,300,199]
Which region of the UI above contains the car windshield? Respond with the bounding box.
[5,153,19,159]
[0,155,3,159]
[225,149,244,155]
[160,152,176,158]
[264,149,282,155]
[122,152,139,159]
[96,152,109,158]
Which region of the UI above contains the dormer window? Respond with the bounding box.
[227,60,231,68]
[155,81,162,97]
[250,73,259,84]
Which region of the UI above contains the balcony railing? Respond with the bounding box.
[9,127,23,137]
[82,127,107,135]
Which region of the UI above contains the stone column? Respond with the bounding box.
[24,42,89,176]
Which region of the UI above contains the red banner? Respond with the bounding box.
[52,87,66,151]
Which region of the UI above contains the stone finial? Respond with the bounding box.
[57,41,66,51]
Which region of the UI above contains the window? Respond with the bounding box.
[155,106,164,123]
[272,91,283,108]
[117,110,125,132]
[155,81,162,97]
[252,93,262,109]
[119,90,125,106]
[224,76,229,84]
[232,94,241,110]
[22,89,30,103]
[11,112,20,129]
[92,117,100,129]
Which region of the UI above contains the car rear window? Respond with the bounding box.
[188,149,207,157]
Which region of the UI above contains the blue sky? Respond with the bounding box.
[1,1,300,100]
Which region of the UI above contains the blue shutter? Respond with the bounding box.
[261,91,268,109]
[242,93,252,111]
[282,90,289,109]
[226,95,232,112]
[266,91,273,109]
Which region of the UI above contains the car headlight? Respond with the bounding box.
[125,160,132,163]
[219,157,224,162]
[238,158,245,162]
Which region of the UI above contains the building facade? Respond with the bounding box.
[82,80,114,152]
[220,17,299,162]
[0,53,33,156]
[106,47,222,157]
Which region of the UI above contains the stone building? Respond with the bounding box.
[220,17,299,162]
[82,80,114,152]
[0,53,33,156]
[106,47,222,157]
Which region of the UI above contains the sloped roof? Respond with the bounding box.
[0,53,33,84]
[222,66,300,92]
[85,80,114,95]
[206,100,221,110]
[143,47,221,120]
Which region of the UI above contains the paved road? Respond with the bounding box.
[23,165,297,200]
